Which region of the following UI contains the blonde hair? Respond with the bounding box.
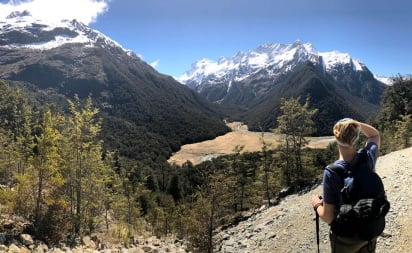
[333,119,360,147]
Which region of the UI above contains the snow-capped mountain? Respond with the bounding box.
[374,75,392,85]
[178,41,368,90]
[0,10,387,136]
[0,10,132,55]
[0,10,230,163]
[177,40,386,134]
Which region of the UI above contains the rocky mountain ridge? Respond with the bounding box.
[178,41,368,89]
[0,10,126,52]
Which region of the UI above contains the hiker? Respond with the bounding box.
[311,118,381,253]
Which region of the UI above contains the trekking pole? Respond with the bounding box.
[315,195,322,253]
[316,211,320,253]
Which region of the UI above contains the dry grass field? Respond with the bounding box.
[168,122,334,166]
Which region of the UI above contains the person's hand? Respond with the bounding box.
[311,195,323,211]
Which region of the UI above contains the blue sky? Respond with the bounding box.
[1,0,411,78]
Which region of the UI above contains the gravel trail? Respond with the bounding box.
[215,147,412,253]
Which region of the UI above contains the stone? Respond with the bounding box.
[8,244,30,253]
[82,236,96,249]
[0,233,6,245]
[33,242,49,253]
[20,233,34,246]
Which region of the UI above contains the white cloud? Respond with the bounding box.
[0,0,110,25]
[150,60,160,69]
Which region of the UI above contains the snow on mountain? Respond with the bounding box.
[178,41,368,87]
[319,51,364,72]
[0,10,131,54]
[374,75,393,85]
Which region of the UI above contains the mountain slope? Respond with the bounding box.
[244,62,381,134]
[179,41,386,134]
[0,11,230,163]
[215,147,412,252]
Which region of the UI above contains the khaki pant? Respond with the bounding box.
[330,231,377,253]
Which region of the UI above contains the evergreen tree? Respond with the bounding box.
[0,129,17,186]
[101,151,125,230]
[168,174,183,202]
[230,146,257,212]
[275,97,317,188]
[30,111,65,227]
[395,113,412,149]
[260,131,273,206]
[379,76,412,130]
[145,173,159,192]
[63,95,109,235]
[378,75,412,152]
[188,162,232,253]
[0,80,34,179]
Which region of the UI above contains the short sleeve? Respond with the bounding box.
[365,142,379,168]
[322,167,342,205]
[361,142,379,170]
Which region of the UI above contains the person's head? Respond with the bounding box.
[333,118,360,148]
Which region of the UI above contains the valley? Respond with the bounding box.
[168,122,335,165]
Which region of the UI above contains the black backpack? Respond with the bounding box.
[327,150,390,240]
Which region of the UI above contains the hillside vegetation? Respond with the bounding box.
[0,76,411,252]
[0,43,231,165]
[243,62,384,135]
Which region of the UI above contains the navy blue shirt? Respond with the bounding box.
[322,142,379,206]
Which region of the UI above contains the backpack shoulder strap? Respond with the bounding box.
[326,163,347,178]
[326,163,353,205]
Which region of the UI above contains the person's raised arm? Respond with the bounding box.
[356,121,380,148]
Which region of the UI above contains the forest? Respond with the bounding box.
[0,76,411,252]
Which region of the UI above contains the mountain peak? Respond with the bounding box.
[5,10,31,19]
[0,12,129,53]
[177,41,367,86]
[176,40,385,135]
[318,50,364,72]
